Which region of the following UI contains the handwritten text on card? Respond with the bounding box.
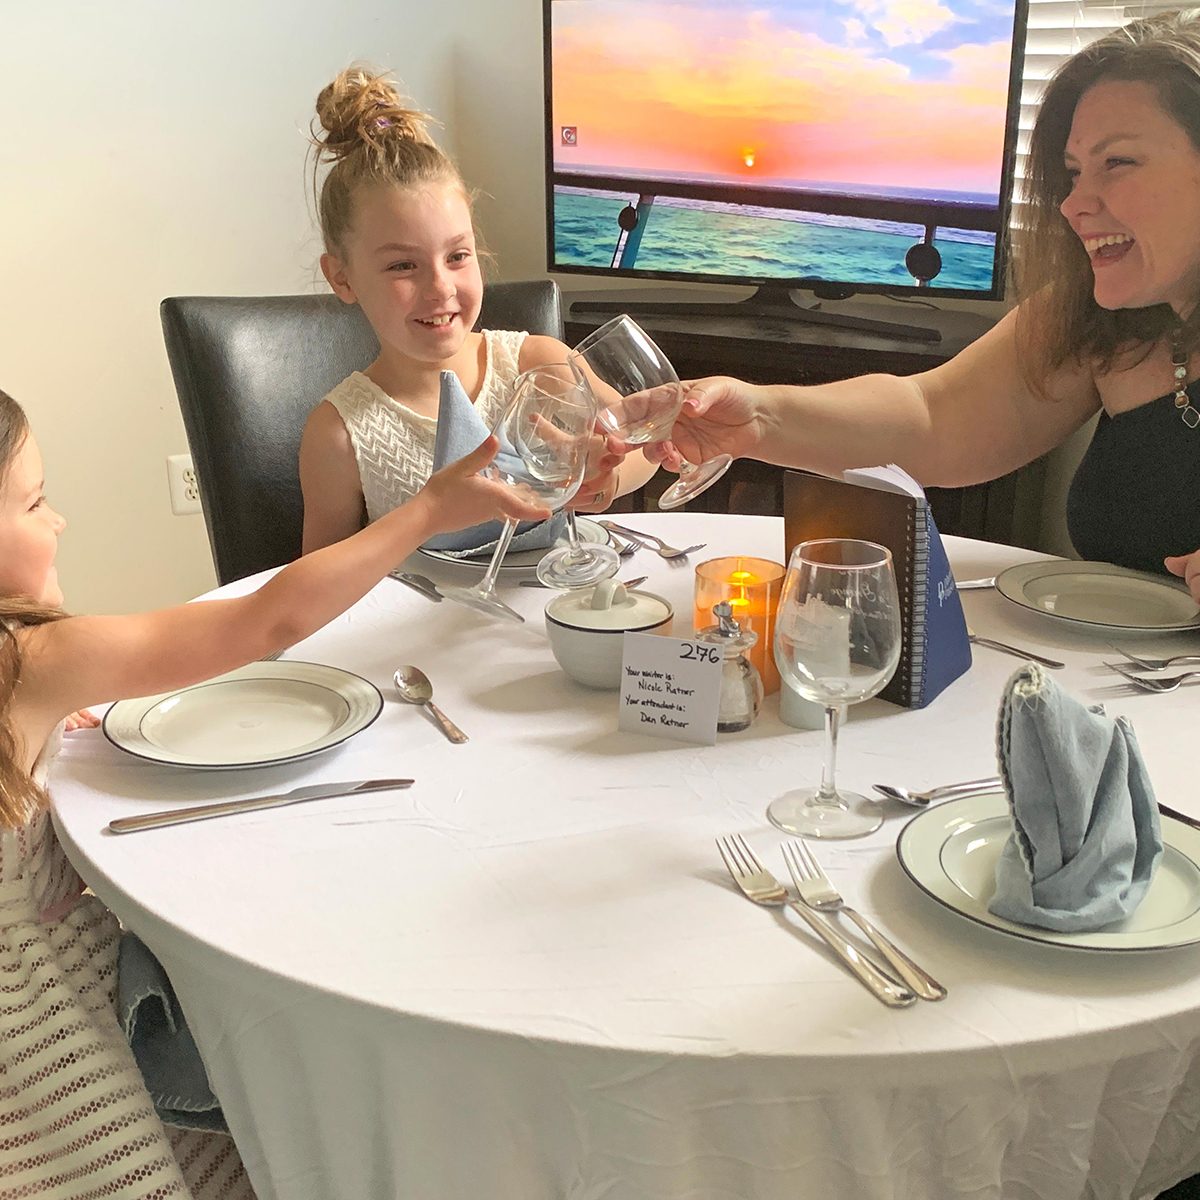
[618,633,722,745]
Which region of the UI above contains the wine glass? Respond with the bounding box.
[569,314,732,510]
[770,538,902,839]
[442,365,598,624]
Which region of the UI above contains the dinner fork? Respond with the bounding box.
[1104,661,1200,693]
[600,521,706,562]
[781,840,946,1001]
[715,834,916,1007]
[1107,644,1200,672]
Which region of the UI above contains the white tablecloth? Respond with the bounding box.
[51,515,1200,1200]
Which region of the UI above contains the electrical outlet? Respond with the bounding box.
[167,454,202,515]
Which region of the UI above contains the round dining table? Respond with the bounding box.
[51,513,1200,1200]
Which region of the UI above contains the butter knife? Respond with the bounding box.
[390,572,442,602]
[519,575,648,589]
[108,779,413,834]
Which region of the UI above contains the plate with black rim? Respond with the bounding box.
[417,516,610,572]
[102,661,383,769]
[994,560,1200,634]
[896,791,1200,951]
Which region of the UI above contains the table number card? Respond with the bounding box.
[618,633,723,745]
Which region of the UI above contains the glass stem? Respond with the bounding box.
[564,510,587,564]
[478,519,519,598]
[815,704,844,805]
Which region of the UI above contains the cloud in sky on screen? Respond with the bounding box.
[551,0,1017,193]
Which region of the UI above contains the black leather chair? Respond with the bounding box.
[161,280,565,584]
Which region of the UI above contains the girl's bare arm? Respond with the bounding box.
[299,401,367,553]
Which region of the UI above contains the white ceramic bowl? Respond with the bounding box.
[545,579,674,689]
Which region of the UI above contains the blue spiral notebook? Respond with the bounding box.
[782,465,972,709]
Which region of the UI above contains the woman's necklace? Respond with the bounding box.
[1170,329,1200,428]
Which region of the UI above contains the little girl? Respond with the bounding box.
[0,387,546,1197]
[298,66,655,553]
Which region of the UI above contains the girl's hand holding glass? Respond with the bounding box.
[770,538,902,839]
[443,364,603,620]
[569,315,732,509]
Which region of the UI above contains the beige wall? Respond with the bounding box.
[1,1,462,613]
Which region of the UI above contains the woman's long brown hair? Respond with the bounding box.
[0,390,66,827]
[1015,10,1200,380]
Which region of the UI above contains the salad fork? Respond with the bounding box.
[600,521,706,562]
[715,834,916,1007]
[1104,661,1200,693]
[781,840,946,1001]
[1108,644,1200,672]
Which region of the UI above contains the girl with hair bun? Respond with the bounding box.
[299,65,656,553]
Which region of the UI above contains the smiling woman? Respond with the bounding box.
[645,9,1200,605]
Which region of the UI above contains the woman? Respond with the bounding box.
[650,9,1200,601]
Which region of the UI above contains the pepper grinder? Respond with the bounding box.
[694,601,764,733]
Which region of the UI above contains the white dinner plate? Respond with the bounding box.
[897,792,1200,951]
[102,661,383,769]
[417,517,610,572]
[995,560,1200,633]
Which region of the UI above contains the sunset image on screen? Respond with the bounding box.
[547,0,1023,291]
[552,0,1015,194]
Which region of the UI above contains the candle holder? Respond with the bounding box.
[693,556,785,694]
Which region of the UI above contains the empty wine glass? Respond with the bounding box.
[569,314,732,510]
[770,538,902,839]
[442,365,597,624]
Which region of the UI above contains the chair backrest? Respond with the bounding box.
[161,280,564,584]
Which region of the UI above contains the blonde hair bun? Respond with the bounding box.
[312,66,438,165]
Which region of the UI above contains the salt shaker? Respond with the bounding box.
[694,601,764,733]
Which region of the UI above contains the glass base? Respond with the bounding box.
[766,789,883,839]
[657,454,734,510]
[536,543,620,589]
[441,585,525,624]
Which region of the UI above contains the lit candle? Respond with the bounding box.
[694,557,784,694]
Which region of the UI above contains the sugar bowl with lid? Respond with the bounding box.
[545,578,674,688]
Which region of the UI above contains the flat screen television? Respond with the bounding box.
[543,0,1029,340]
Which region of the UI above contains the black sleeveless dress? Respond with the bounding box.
[1066,383,1200,573]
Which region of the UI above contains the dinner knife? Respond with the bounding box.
[390,572,443,602]
[108,779,413,834]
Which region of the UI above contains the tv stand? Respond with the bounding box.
[567,283,941,343]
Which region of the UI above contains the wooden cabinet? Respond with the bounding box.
[564,291,1046,547]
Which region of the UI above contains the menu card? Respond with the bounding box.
[782,464,972,709]
[618,633,723,745]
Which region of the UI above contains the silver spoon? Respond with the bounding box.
[873,776,1002,808]
[393,666,469,744]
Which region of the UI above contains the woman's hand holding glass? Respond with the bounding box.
[770,538,902,839]
[569,315,733,509]
[442,364,602,622]
[643,375,771,473]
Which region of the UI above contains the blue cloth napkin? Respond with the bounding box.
[117,932,227,1132]
[421,370,563,557]
[988,663,1162,932]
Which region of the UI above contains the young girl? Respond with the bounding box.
[0,388,546,1197]
[298,66,656,553]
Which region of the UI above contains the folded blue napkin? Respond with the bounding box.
[421,370,563,557]
[118,932,227,1132]
[988,663,1162,932]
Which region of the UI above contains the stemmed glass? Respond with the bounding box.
[569,314,732,510]
[770,538,902,839]
[442,364,598,624]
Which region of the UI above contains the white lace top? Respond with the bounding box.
[0,728,253,1199]
[324,328,528,522]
